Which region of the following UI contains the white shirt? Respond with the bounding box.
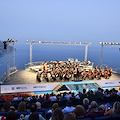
[62,106,75,114]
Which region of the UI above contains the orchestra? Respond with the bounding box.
[36,61,113,82]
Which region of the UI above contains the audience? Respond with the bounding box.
[85,101,104,119]
[73,105,85,119]
[17,101,26,112]
[6,110,17,120]
[24,103,45,120]
[105,101,120,117]
[63,113,76,120]
[50,107,64,120]
[1,87,120,120]
[62,100,75,114]
[82,98,89,110]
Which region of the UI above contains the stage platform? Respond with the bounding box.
[0,69,120,94]
[3,69,120,85]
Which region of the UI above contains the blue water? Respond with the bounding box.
[0,44,120,78]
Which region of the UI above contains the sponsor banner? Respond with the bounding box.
[94,80,120,87]
[1,83,60,94]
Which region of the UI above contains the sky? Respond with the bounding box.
[0,0,120,45]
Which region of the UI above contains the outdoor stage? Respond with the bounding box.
[0,69,120,94]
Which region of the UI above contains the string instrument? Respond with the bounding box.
[104,71,108,78]
[109,68,112,76]
[82,70,87,80]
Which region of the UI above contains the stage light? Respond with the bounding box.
[89,42,91,45]
[79,42,81,45]
[32,40,35,43]
[38,41,41,43]
[26,40,29,43]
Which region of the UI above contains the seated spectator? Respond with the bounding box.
[36,102,45,115]
[73,105,85,119]
[50,93,57,102]
[18,95,23,101]
[62,100,75,114]
[44,94,51,102]
[0,116,4,120]
[70,92,76,101]
[85,101,104,119]
[3,101,11,112]
[88,90,95,99]
[28,112,39,120]
[6,110,17,120]
[47,103,59,115]
[82,98,89,111]
[37,95,44,103]
[30,96,37,103]
[60,93,67,102]
[27,95,32,102]
[95,87,104,99]
[50,107,64,120]
[63,113,76,120]
[81,89,88,100]
[105,101,120,117]
[18,101,26,112]
[13,95,18,101]
[24,103,45,120]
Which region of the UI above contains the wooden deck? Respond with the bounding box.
[3,69,120,85]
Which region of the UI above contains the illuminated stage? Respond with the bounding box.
[1,69,120,94]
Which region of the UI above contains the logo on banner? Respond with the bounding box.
[16,87,27,90]
[105,82,114,84]
[12,87,14,90]
[33,86,46,88]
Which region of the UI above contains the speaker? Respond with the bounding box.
[3,41,7,49]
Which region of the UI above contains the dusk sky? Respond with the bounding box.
[0,0,120,45]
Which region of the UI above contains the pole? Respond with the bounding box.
[13,42,15,67]
[84,44,88,62]
[30,42,32,63]
[6,42,10,81]
[100,44,104,68]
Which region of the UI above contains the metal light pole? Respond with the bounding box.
[100,43,104,67]
[3,39,17,81]
[26,40,35,64]
[84,42,91,62]
[26,40,91,64]
[100,42,120,68]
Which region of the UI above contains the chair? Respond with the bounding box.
[15,112,28,119]
[37,108,45,117]
[60,100,68,107]
[94,116,111,120]
[112,115,120,120]
[0,112,8,117]
[76,118,91,120]
[42,101,52,108]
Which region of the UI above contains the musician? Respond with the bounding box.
[82,69,87,80]
[109,67,112,76]
[36,72,41,82]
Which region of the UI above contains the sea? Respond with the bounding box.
[0,44,120,78]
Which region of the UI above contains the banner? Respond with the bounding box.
[1,83,60,94]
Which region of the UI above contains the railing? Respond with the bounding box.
[102,64,120,74]
[25,60,94,69]
[0,66,18,84]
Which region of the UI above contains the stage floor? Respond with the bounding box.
[3,69,120,85]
